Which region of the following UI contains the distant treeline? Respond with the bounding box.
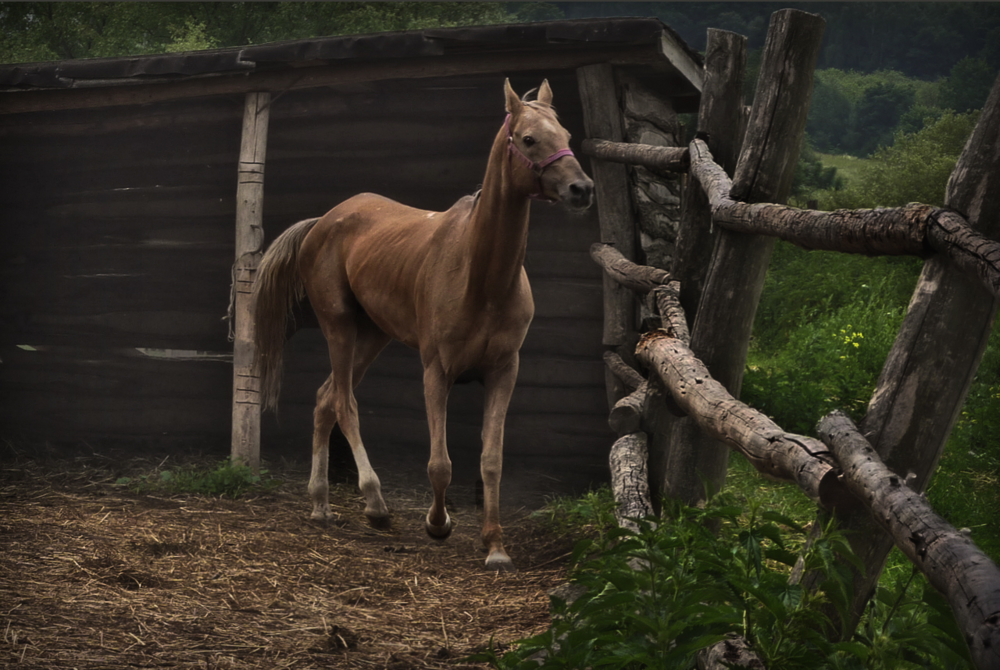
[556,2,1000,81]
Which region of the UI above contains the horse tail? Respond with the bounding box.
[251,217,320,413]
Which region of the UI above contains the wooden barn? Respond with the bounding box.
[0,18,702,496]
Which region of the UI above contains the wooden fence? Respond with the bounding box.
[583,9,1000,669]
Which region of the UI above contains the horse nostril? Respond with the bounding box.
[570,180,594,203]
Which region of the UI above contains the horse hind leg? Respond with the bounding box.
[309,375,339,521]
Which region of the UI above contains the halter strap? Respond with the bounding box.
[503,113,575,201]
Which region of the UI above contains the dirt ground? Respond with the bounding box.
[0,445,577,669]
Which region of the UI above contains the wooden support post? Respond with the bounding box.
[672,28,747,320]
[649,28,749,508]
[231,91,270,472]
[826,72,1000,639]
[660,10,825,507]
[577,63,638,410]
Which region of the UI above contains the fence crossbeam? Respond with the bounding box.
[688,137,1000,299]
[818,411,1000,670]
[582,138,689,172]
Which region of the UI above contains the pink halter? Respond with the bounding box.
[503,113,576,201]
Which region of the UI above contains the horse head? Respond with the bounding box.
[504,79,594,211]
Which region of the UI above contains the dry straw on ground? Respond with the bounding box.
[0,447,574,669]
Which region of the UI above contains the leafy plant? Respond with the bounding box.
[476,498,868,670]
[115,458,280,498]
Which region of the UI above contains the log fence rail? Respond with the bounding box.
[582,9,1000,668]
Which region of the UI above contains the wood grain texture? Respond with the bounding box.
[818,411,1000,670]
[662,9,825,507]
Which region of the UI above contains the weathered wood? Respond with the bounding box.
[578,63,638,410]
[927,208,1000,299]
[609,383,650,436]
[0,44,669,116]
[604,349,651,436]
[581,138,688,172]
[820,72,1000,639]
[603,350,645,392]
[672,28,747,320]
[662,9,825,507]
[609,432,654,532]
[231,91,269,472]
[690,137,1000,296]
[818,411,1000,670]
[650,281,690,346]
[590,242,671,294]
[652,29,748,510]
[636,329,851,510]
[697,635,766,670]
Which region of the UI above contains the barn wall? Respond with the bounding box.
[0,70,613,479]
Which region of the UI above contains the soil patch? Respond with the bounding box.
[0,448,574,669]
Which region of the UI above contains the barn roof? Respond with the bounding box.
[0,17,703,114]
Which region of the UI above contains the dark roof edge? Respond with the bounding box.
[1,18,702,92]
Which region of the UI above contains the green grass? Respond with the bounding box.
[815,152,870,187]
[115,458,281,498]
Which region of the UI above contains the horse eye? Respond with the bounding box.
[523,136,536,147]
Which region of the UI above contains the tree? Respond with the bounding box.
[940,56,996,113]
[0,2,553,64]
[830,111,980,209]
[806,76,852,152]
[849,81,915,156]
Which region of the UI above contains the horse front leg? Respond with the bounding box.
[423,363,453,538]
[480,356,519,573]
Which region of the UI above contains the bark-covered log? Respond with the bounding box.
[581,138,689,172]
[603,350,645,391]
[690,137,1000,298]
[654,28,747,511]
[636,329,852,510]
[578,63,639,411]
[590,242,672,294]
[650,281,690,346]
[661,9,826,507]
[821,72,1000,639]
[609,432,654,532]
[609,383,649,436]
[927,207,1000,299]
[697,635,766,670]
[817,411,1000,670]
[672,29,747,321]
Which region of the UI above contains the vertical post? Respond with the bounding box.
[577,63,639,409]
[661,10,825,506]
[648,28,748,507]
[671,29,748,320]
[231,91,270,472]
[831,73,1000,639]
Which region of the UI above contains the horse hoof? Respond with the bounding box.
[365,510,392,530]
[425,512,452,539]
[485,552,517,573]
[310,508,338,522]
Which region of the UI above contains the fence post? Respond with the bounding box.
[658,10,825,507]
[577,64,639,410]
[647,28,748,508]
[231,91,270,472]
[830,73,1000,641]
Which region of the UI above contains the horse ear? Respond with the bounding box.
[537,79,553,106]
[504,78,522,115]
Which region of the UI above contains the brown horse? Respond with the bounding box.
[251,79,593,571]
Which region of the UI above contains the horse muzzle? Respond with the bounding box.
[560,176,594,211]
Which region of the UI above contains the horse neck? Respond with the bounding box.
[462,126,531,302]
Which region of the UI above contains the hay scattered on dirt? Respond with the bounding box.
[0,450,574,669]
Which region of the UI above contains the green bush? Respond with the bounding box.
[477,496,971,669]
